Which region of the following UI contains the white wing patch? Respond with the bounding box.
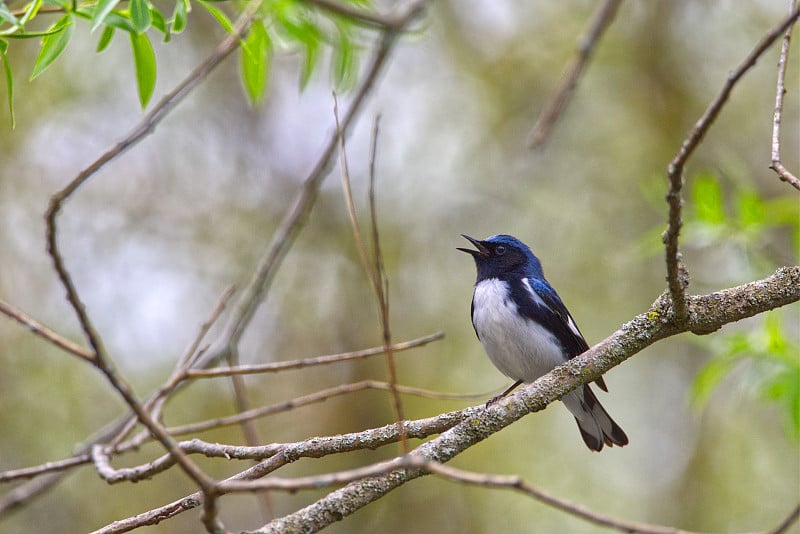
[522,277,582,339]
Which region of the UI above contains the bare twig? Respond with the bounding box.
[0,298,94,362]
[424,462,692,534]
[334,102,407,451]
[164,379,480,438]
[768,504,800,534]
[769,0,800,190]
[527,0,623,148]
[662,4,800,322]
[0,454,91,483]
[367,116,407,452]
[90,411,469,533]
[186,331,443,378]
[224,346,275,521]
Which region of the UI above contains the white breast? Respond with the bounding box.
[472,278,565,382]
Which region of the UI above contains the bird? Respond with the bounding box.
[458,233,628,451]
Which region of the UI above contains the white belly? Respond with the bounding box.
[472,278,565,382]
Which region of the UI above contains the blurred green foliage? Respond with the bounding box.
[686,172,800,439]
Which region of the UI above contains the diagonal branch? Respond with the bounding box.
[527,0,624,148]
[0,298,94,362]
[256,266,800,533]
[662,4,800,322]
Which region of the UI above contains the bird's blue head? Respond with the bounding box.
[458,234,544,282]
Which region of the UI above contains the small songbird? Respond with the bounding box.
[458,234,628,451]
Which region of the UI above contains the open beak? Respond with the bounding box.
[457,234,489,258]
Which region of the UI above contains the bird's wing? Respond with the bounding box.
[515,277,608,391]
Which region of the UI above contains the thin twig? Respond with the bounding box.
[164,379,475,438]
[768,504,800,534]
[527,0,623,148]
[662,4,800,322]
[186,331,443,378]
[769,0,800,190]
[224,346,275,521]
[366,115,408,452]
[424,462,692,534]
[0,298,94,362]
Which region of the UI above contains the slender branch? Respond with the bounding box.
[769,0,800,190]
[366,114,408,452]
[768,504,800,534]
[0,298,94,362]
[527,0,624,148]
[256,266,800,533]
[662,4,800,322]
[164,379,479,438]
[186,331,443,378]
[90,411,469,533]
[423,462,692,534]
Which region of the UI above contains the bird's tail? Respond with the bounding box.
[566,385,628,452]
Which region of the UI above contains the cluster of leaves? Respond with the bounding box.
[0,0,369,127]
[685,173,799,438]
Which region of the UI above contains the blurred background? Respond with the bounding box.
[0,0,798,532]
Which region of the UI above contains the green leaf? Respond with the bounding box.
[332,27,356,90]
[102,11,135,33]
[130,0,151,34]
[736,190,765,227]
[241,18,270,105]
[30,13,73,80]
[96,24,114,52]
[129,31,156,108]
[91,0,120,31]
[20,0,43,26]
[197,0,233,34]
[149,7,168,41]
[171,0,188,34]
[691,353,741,407]
[691,173,725,224]
[0,38,14,128]
[279,15,320,88]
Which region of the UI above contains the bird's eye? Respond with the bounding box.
[495,245,506,255]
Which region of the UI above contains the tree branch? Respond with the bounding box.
[662,4,800,322]
[256,266,800,533]
[769,0,800,190]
